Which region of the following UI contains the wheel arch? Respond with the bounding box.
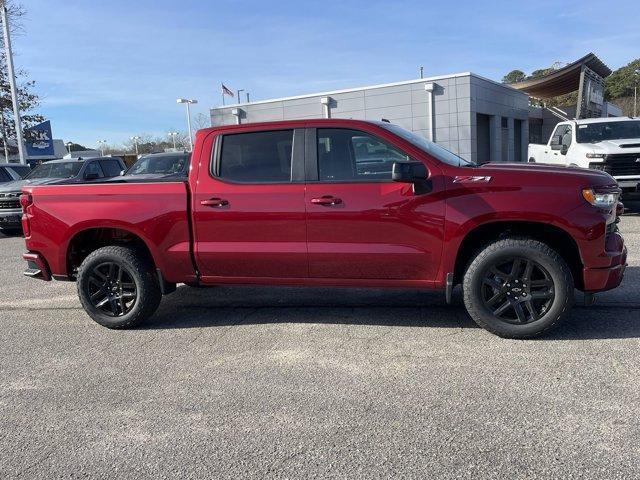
[65,226,157,279]
[452,220,584,289]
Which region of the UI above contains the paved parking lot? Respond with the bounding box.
[1,215,639,478]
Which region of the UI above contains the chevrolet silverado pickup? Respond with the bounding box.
[20,119,627,338]
[528,117,640,198]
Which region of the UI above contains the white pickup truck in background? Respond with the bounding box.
[528,117,640,196]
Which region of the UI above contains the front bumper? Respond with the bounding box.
[0,209,23,227]
[22,252,51,281]
[583,232,627,292]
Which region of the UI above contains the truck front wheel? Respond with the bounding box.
[463,238,574,338]
[77,245,162,329]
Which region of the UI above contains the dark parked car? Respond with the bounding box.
[0,156,125,232]
[0,163,31,185]
[121,152,190,180]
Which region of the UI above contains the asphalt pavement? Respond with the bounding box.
[0,215,639,478]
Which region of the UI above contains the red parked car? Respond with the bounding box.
[20,120,626,338]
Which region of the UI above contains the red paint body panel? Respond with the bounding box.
[21,119,626,294]
[21,182,195,284]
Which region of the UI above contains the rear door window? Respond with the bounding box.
[84,161,105,179]
[217,130,293,183]
[100,159,123,177]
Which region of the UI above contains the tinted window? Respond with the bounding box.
[6,165,31,179]
[100,159,123,177]
[218,130,293,183]
[378,123,472,167]
[0,168,10,182]
[576,120,640,143]
[128,154,188,175]
[317,128,408,181]
[26,162,83,179]
[84,161,105,178]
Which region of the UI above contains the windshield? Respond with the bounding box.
[379,123,473,167]
[127,154,188,175]
[576,120,640,143]
[6,165,31,179]
[25,162,83,179]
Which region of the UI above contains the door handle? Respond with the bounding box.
[201,197,229,207]
[311,195,342,206]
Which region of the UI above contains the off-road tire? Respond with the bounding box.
[77,245,162,329]
[463,238,574,339]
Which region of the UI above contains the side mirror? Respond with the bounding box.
[392,161,431,195]
[392,161,428,182]
[560,144,569,155]
[550,135,562,150]
[84,172,100,180]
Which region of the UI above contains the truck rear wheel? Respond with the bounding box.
[462,238,574,339]
[77,245,162,329]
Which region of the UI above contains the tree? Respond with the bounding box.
[0,2,44,149]
[192,113,210,130]
[528,67,555,80]
[604,58,640,100]
[502,70,526,84]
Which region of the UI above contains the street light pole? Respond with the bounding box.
[97,139,106,156]
[237,89,244,103]
[167,131,177,149]
[130,136,140,156]
[1,4,26,165]
[65,142,73,155]
[177,98,197,151]
[634,68,640,118]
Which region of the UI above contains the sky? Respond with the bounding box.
[13,0,640,148]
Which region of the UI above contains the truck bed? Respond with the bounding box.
[22,181,196,283]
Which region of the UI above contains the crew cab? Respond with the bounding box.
[20,120,627,338]
[528,117,640,197]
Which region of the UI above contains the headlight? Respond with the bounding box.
[586,153,606,159]
[582,188,618,208]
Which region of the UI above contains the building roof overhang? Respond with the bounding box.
[508,53,611,99]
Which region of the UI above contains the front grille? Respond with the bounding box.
[0,199,20,209]
[602,154,640,177]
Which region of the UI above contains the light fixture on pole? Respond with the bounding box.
[97,139,107,156]
[65,142,73,155]
[177,98,197,151]
[168,131,178,149]
[1,5,26,165]
[130,136,141,156]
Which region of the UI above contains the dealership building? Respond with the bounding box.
[211,73,529,164]
[210,53,619,164]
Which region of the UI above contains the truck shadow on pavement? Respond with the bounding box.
[143,266,640,341]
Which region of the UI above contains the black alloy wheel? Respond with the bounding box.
[86,262,137,316]
[480,257,555,324]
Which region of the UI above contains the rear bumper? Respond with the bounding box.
[582,232,627,292]
[22,252,52,281]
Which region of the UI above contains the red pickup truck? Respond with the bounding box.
[20,119,626,338]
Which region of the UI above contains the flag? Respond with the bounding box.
[221,84,234,97]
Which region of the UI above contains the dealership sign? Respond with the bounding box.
[24,120,55,157]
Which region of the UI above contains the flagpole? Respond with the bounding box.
[221,83,225,106]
